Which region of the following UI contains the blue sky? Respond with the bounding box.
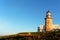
[0,0,60,35]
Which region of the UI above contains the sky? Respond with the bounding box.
[0,0,60,35]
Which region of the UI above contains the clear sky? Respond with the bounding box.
[0,0,60,35]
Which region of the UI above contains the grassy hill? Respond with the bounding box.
[0,30,60,40]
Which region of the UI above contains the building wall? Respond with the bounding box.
[38,25,60,32]
[45,18,53,31]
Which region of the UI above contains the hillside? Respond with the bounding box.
[0,30,60,40]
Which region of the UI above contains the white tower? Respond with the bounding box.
[45,10,53,31]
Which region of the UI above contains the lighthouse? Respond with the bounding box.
[45,10,53,31]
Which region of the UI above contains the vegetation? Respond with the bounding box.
[0,30,60,40]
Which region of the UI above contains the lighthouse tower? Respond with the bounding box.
[45,11,53,31]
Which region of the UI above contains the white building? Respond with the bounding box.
[38,11,60,32]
